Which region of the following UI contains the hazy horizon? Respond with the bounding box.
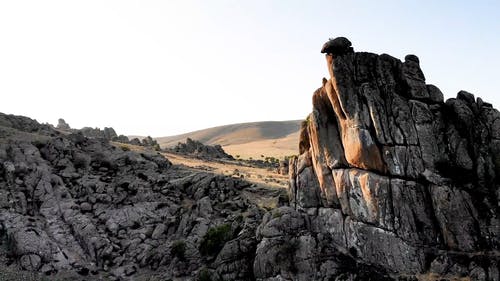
[1,1,499,137]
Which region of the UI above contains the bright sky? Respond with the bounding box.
[1,1,499,136]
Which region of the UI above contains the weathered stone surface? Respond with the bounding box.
[430,184,481,251]
[170,137,233,159]
[308,86,346,206]
[20,254,42,271]
[0,115,287,280]
[56,118,71,130]
[2,36,499,281]
[279,37,500,280]
[345,217,426,274]
[288,149,322,209]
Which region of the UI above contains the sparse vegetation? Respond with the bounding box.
[199,223,232,256]
[272,210,282,218]
[171,240,186,261]
[198,268,213,281]
[163,151,289,189]
[120,145,131,151]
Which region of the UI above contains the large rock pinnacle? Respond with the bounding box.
[254,38,500,281]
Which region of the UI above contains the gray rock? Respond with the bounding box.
[56,118,71,130]
[80,202,92,212]
[281,37,500,280]
[19,254,42,271]
[151,224,166,239]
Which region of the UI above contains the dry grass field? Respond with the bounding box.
[162,152,289,190]
[154,120,301,160]
[113,142,289,190]
[222,131,298,160]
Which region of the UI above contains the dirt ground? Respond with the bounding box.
[161,152,289,190]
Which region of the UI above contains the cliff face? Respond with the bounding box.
[255,38,499,280]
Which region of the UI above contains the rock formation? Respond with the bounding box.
[0,113,285,280]
[171,138,234,160]
[54,117,119,142]
[56,118,71,130]
[255,38,499,280]
[1,37,499,281]
[79,126,118,140]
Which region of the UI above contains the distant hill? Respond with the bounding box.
[156,120,302,159]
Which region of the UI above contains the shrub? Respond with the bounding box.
[120,145,130,151]
[272,210,282,218]
[171,240,186,260]
[199,224,232,256]
[198,268,212,281]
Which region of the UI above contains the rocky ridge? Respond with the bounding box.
[0,113,285,280]
[1,37,499,281]
[171,138,234,160]
[253,37,499,280]
[55,118,160,150]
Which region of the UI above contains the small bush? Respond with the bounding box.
[198,268,212,281]
[272,210,282,218]
[199,224,232,256]
[120,145,130,151]
[171,240,186,260]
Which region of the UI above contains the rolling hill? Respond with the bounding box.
[156,120,302,159]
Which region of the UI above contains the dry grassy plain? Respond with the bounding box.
[222,131,298,160]
[113,142,289,190]
[155,120,301,160]
[162,152,289,189]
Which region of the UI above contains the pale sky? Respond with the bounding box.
[1,1,499,136]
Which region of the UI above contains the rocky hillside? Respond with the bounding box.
[157,121,301,147]
[255,37,499,280]
[56,118,160,150]
[1,37,499,281]
[169,138,234,160]
[0,113,286,280]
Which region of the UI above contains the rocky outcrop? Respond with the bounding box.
[2,37,499,281]
[54,117,123,142]
[56,118,71,130]
[0,113,56,137]
[52,118,160,150]
[256,38,499,280]
[0,116,286,280]
[79,126,118,140]
[171,138,234,160]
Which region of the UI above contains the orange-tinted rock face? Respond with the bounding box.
[282,38,500,279]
